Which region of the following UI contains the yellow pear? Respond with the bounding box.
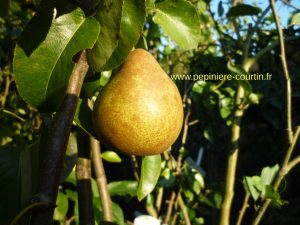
[93,48,183,156]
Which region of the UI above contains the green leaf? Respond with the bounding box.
[227,61,252,95]
[218,1,224,17]
[137,155,161,201]
[53,191,69,221]
[60,132,78,183]
[14,7,100,111]
[290,13,300,26]
[74,99,97,138]
[102,0,146,71]
[0,145,20,222]
[262,185,287,207]
[227,4,260,17]
[93,198,125,225]
[153,0,201,50]
[101,151,122,163]
[243,176,262,201]
[260,164,279,186]
[88,0,123,71]
[108,180,138,197]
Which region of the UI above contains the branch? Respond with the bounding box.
[90,137,113,222]
[30,50,89,225]
[235,192,250,225]
[164,191,176,224]
[243,6,271,62]
[76,130,95,225]
[10,202,49,225]
[251,126,300,225]
[270,0,293,143]
[177,193,191,225]
[219,85,245,225]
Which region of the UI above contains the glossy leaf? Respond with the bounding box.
[102,0,146,71]
[101,151,122,163]
[137,154,161,201]
[14,7,100,111]
[108,180,138,196]
[88,0,123,71]
[227,4,260,17]
[153,0,201,50]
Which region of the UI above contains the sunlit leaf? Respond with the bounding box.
[137,155,161,201]
[290,13,300,26]
[153,0,201,50]
[14,7,100,111]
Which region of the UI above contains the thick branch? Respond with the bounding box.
[30,50,89,225]
[91,138,113,222]
[219,85,245,225]
[76,130,95,225]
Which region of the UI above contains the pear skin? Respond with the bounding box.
[93,48,183,156]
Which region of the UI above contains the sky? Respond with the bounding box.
[210,0,300,26]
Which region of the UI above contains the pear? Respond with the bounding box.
[93,48,183,156]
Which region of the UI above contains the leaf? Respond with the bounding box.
[262,185,287,207]
[82,71,112,98]
[137,155,161,201]
[53,191,69,221]
[108,180,138,197]
[60,132,78,183]
[14,7,100,112]
[260,164,279,186]
[218,1,224,17]
[74,98,97,138]
[93,198,125,225]
[88,0,123,71]
[102,0,146,71]
[290,13,300,26]
[101,151,122,163]
[0,145,20,222]
[227,4,260,17]
[153,0,201,50]
[243,176,262,201]
[227,61,252,95]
